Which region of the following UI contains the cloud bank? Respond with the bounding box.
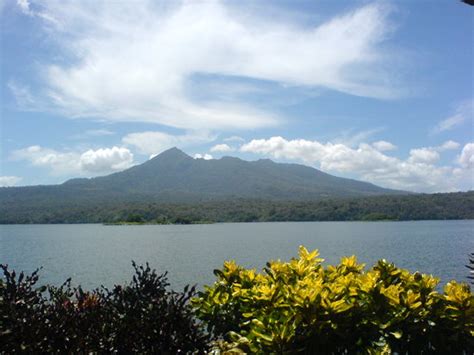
[0,176,23,187]
[12,146,134,176]
[241,137,472,192]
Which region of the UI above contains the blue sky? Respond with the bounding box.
[0,0,473,192]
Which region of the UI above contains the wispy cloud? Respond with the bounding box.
[12,1,403,131]
[334,127,385,148]
[70,129,115,140]
[223,136,245,143]
[8,81,37,109]
[15,0,58,24]
[431,99,473,134]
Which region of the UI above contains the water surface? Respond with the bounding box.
[1,221,473,290]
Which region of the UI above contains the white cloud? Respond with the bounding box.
[223,136,245,143]
[79,147,134,173]
[0,176,22,187]
[210,144,234,153]
[16,0,32,15]
[372,140,397,151]
[241,136,472,192]
[405,140,460,164]
[12,145,134,176]
[84,129,115,137]
[13,1,403,130]
[432,99,473,134]
[194,153,213,160]
[458,143,474,169]
[406,141,460,164]
[12,145,79,175]
[8,81,37,109]
[335,128,385,148]
[122,130,215,156]
[15,0,58,24]
[438,140,460,151]
[407,148,439,164]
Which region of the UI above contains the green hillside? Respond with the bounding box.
[0,147,412,224]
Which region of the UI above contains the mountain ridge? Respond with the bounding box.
[0,147,408,206]
[6,148,474,224]
[63,147,407,199]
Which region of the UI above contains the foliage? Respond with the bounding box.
[1,191,473,224]
[467,253,474,285]
[194,247,474,354]
[125,213,145,223]
[2,248,473,353]
[0,262,210,353]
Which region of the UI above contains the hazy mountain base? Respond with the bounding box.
[0,191,472,224]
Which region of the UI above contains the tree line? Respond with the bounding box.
[0,191,473,224]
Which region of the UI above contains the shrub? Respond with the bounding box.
[193,246,474,354]
[2,249,473,354]
[467,252,474,285]
[0,262,210,353]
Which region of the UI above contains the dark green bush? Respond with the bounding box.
[0,262,210,353]
[2,250,473,354]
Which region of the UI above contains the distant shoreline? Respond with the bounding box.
[103,220,214,226]
[1,191,472,224]
[1,219,473,226]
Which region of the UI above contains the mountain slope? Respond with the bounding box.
[64,147,405,199]
[0,147,407,208]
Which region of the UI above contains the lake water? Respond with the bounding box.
[1,221,473,290]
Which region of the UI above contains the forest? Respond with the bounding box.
[1,191,472,224]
